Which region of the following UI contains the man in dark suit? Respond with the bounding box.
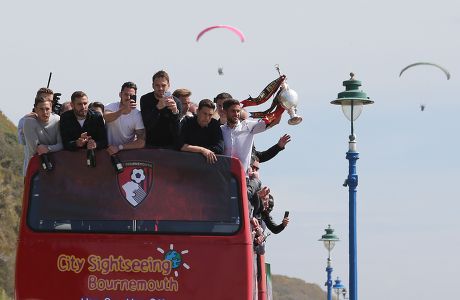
[177,99,223,164]
[60,91,107,152]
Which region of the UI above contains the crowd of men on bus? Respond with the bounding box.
[18,69,290,262]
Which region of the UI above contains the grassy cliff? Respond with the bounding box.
[273,275,330,300]
[0,111,23,298]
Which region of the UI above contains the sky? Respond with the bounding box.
[1,0,460,299]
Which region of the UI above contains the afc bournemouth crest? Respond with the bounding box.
[117,161,154,207]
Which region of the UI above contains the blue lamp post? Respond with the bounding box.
[333,277,346,300]
[319,225,340,300]
[331,73,373,300]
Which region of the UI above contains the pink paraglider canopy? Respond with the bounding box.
[196,25,245,42]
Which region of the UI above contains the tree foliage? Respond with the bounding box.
[0,111,23,298]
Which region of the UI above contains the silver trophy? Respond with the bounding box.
[275,64,302,125]
[278,82,302,125]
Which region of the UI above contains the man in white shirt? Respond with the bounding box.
[104,82,145,155]
[213,92,232,125]
[221,99,274,172]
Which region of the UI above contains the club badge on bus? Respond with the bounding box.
[117,161,154,207]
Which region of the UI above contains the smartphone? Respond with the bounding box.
[130,94,137,102]
[262,232,271,242]
[284,211,289,218]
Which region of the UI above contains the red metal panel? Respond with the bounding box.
[16,149,255,300]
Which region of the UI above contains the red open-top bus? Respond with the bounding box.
[15,149,268,300]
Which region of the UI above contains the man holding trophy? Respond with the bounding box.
[240,67,302,126]
[221,98,273,173]
[221,67,301,173]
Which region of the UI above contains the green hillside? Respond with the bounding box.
[0,111,23,298]
[273,275,331,300]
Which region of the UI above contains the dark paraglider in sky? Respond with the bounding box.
[399,62,451,112]
[399,62,451,80]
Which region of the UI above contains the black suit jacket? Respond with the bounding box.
[177,116,224,153]
[253,144,283,163]
[60,110,107,150]
[140,91,182,148]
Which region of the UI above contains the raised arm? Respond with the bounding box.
[254,144,282,163]
[104,108,123,123]
[254,134,290,163]
[262,213,286,234]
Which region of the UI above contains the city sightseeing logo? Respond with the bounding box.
[56,244,191,292]
[157,244,190,277]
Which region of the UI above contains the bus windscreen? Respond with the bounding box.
[26,149,241,234]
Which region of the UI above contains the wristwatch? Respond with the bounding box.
[47,146,52,152]
[118,144,124,151]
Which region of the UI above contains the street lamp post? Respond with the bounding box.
[319,225,340,300]
[333,277,346,300]
[331,73,373,300]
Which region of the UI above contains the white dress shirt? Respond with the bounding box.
[105,102,144,146]
[221,118,267,171]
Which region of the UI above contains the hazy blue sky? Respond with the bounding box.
[1,1,459,299]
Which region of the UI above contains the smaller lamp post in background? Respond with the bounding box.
[319,225,340,300]
[333,277,346,300]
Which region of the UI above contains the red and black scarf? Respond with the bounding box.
[240,75,286,126]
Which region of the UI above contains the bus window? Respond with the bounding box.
[26,150,241,235]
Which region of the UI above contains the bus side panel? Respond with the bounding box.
[257,255,267,300]
[15,233,254,300]
[14,157,38,299]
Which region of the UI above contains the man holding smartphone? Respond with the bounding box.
[140,70,182,148]
[261,195,290,234]
[104,81,145,155]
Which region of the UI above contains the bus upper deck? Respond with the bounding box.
[15,149,260,300]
